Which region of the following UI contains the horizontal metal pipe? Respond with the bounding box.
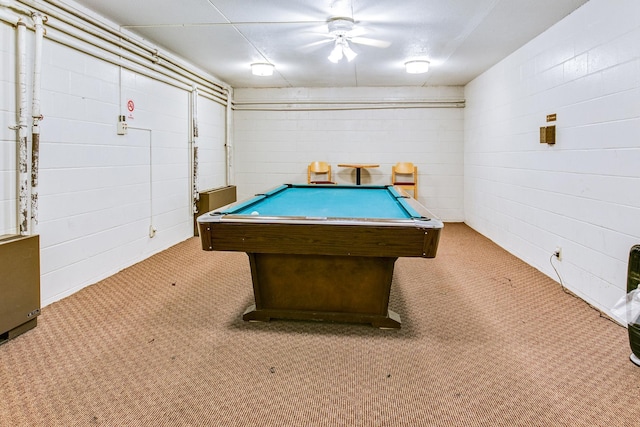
[43,28,192,93]
[0,6,24,25]
[0,5,225,104]
[19,0,227,95]
[45,23,227,104]
[1,0,30,16]
[16,0,229,99]
[232,102,466,111]
[47,0,228,95]
[37,16,226,105]
[233,99,466,105]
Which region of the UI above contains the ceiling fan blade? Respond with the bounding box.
[350,37,391,48]
[299,38,334,50]
[346,26,367,38]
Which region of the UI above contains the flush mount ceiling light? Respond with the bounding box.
[405,60,430,74]
[251,63,275,76]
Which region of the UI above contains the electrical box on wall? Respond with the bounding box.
[540,125,556,144]
[540,113,556,144]
[117,115,128,135]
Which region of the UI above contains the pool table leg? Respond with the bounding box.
[241,253,402,328]
[372,309,402,329]
[242,304,270,322]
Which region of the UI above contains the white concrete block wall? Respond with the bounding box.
[232,87,465,221]
[2,17,228,305]
[37,46,194,305]
[464,0,640,316]
[1,21,23,235]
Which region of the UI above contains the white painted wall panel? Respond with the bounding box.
[1,12,228,305]
[464,0,640,317]
[232,87,465,221]
[195,96,227,191]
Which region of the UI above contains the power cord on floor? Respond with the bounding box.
[549,253,567,293]
[549,252,622,326]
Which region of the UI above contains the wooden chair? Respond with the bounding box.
[392,162,418,197]
[307,161,335,184]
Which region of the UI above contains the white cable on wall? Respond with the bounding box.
[128,127,156,239]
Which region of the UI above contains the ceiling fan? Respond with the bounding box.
[306,17,391,63]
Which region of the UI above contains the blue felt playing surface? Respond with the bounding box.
[232,186,417,219]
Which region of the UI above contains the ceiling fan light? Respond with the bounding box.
[251,63,275,76]
[342,43,357,62]
[328,44,343,63]
[405,60,430,74]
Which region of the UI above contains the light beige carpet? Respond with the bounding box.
[1,223,638,426]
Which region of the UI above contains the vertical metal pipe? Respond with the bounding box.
[30,13,45,232]
[16,19,29,235]
[191,85,199,214]
[225,87,233,186]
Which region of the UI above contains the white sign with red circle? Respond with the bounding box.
[127,99,135,119]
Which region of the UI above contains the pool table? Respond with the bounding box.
[197,184,443,328]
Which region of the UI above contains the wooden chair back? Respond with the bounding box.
[307,161,334,184]
[392,162,418,197]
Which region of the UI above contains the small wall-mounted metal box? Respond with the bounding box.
[540,125,556,145]
[0,234,40,344]
[194,185,237,236]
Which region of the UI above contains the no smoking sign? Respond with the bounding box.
[127,99,135,119]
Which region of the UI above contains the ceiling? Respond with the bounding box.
[67,0,589,88]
